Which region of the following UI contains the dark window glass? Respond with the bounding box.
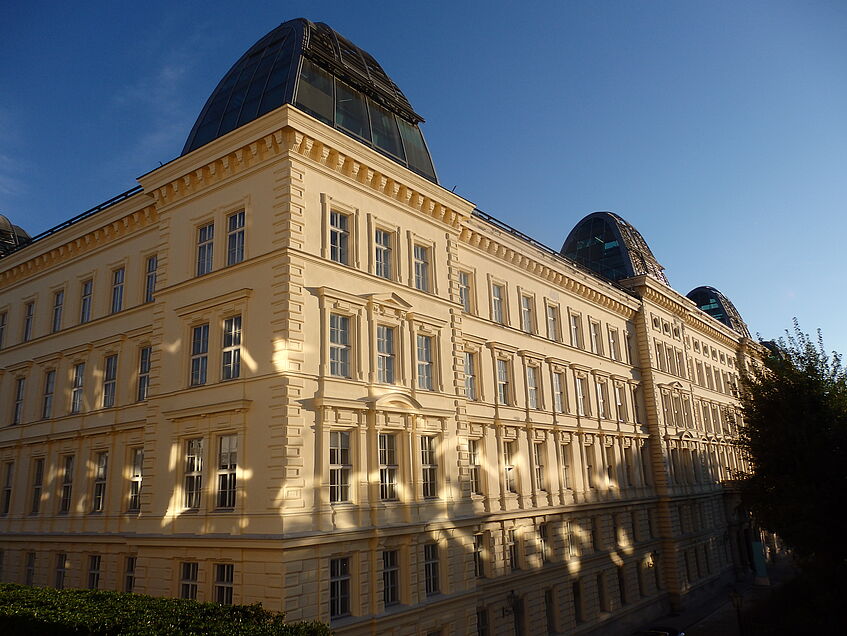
[295,59,334,125]
[562,216,632,281]
[398,118,436,179]
[368,101,404,159]
[335,81,371,142]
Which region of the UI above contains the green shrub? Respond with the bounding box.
[0,583,332,635]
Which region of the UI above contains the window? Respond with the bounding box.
[477,608,490,636]
[102,354,118,408]
[416,335,434,390]
[329,431,351,503]
[590,321,603,355]
[597,572,609,612]
[217,435,237,509]
[52,290,64,332]
[458,271,473,312]
[329,211,349,265]
[0,311,6,348]
[215,563,234,604]
[71,363,85,414]
[421,436,438,498]
[552,372,565,413]
[190,324,209,386]
[222,316,242,380]
[473,533,485,578]
[539,523,550,564]
[1,462,12,514]
[376,325,395,384]
[25,552,36,586]
[504,441,517,493]
[31,458,44,514]
[88,555,101,589]
[59,455,74,513]
[608,328,620,361]
[561,443,573,490]
[180,562,199,599]
[520,295,534,333]
[413,244,430,292]
[576,377,588,416]
[491,284,505,324]
[615,384,628,422]
[374,228,392,279]
[507,529,519,571]
[423,543,439,595]
[80,279,93,323]
[42,370,55,419]
[382,550,399,606]
[570,313,583,348]
[526,365,539,409]
[469,439,482,495]
[378,433,398,500]
[546,305,559,340]
[226,210,245,266]
[328,314,351,378]
[124,556,136,593]
[464,352,477,400]
[137,346,151,401]
[596,381,608,419]
[12,377,25,424]
[55,553,68,589]
[22,301,34,341]
[533,443,546,491]
[496,359,511,405]
[184,438,203,509]
[196,222,214,275]
[91,451,108,512]
[110,268,125,313]
[128,448,143,512]
[329,557,351,619]
[144,255,157,303]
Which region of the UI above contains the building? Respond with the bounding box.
[0,18,762,636]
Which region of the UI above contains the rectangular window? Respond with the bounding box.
[526,366,539,409]
[52,290,64,332]
[491,284,505,324]
[180,562,198,599]
[534,443,546,491]
[520,295,534,333]
[23,301,34,342]
[539,523,550,563]
[576,377,588,416]
[413,244,430,292]
[31,458,44,514]
[376,325,395,384]
[144,255,157,303]
[184,438,203,509]
[615,384,628,421]
[477,608,490,636]
[596,381,608,419]
[561,443,573,490]
[55,553,68,589]
[464,352,477,400]
[222,316,242,380]
[25,552,36,586]
[91,451,108,512]
[421,435,438,498]
[88,554,101,589]
[196,222,214,275]
[504,441,517,493]
[469,439,482,495]
[546,305,559,340]
[215,563,234,604]
[458,271,472,312]
[190,324,209,386]
[379,433,398,500]
[137,346,151,401]
[12,377,25,425]
[423,543,439,596]
[496,359,510,405]
[590,321,603,355]
[0,311,6,348]
[226,210,245,266]
[80,279,93,323]
[128,448,143,512]
[124,556,136,593]
[110,268,125,314]
[329,314,351,378]
[329,557,351,619]
[374,228,392,279]
[71,363,85,414]
[608,328,620,361]
[329,431,351,503]
[102,354,118,408]
[383,550,399,606]
[42,370,55,419]
[217,435,237,509]
[473,533,485,577]
[59,455,74,513]
[329,211,349,265]
[552,372,565,413]
[1,462,12,514]
[507,529,519,571]
[416,335,434,390]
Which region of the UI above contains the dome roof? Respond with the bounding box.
[182,18,437,182]
[560,211,669,285]
[0,213,31,256]
[686,286,751,338]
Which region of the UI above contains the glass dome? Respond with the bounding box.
[687,286,751,338]
[0,214,31,257]
[182,18,437,182]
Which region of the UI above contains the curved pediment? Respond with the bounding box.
[368,392,422,412]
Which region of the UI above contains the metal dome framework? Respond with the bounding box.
[182,18,437,182]
[686,286,751,338]
[0,214,31,256]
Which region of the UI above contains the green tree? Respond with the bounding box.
[738,321,847,571]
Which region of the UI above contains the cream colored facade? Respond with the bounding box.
[0,99,760,635]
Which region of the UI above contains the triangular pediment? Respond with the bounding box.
[365,292,413,309]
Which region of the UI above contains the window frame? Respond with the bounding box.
[102,354,118,408]
[144,254,158,303]
[412,242,431,292]
[70,362,85,414]
[110,267,125,314]
[226,210,246,267]
[196,221,215,276]
[216,434,237,509]
[378,432,399,501]
[128,447,143,512]
[329,429,352,504]
[184,438,204,510]
[51,289,64,333]
[190,323,210,386]
[79,279,93,324]
[329,556,351,619]
[221,315,242,381]
[420,435,438,498]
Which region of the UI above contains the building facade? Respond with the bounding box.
[0,19,761,636]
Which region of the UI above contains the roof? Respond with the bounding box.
[686,286,751,338]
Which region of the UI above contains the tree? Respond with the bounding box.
[738,321,847,571]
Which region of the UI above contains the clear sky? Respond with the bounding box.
[2,1,846,355]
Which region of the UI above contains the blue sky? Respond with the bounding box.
[2,1,846,355]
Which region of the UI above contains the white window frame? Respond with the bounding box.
[546,304,560,341]
[416,334,434,390]
[215,563,235,604]
[378,433,398,501]
[329,430,351,504]
[221,315,242,380]
[458,270,474,313]
[226,210,245,266]
[520,294,535,333]
[184,438,203,509]
[22,301,34,342]
[469,439,482,495]
[190,324,209,386]
[102,354,118,408]
[216,434,237,509]
[51,289,64,333]
[464,351,477,400]
[376,325,395,384]
[526,364,540,409]
[569,312,583,349]
[412,243,431,292]
[329,210,351,265]
[80,279,93,323]
[110,267,125,314]
[144,254,158,303]
[329,556,351,619]
[329,313,352,378]
[421,435,438,498]
[534,442,546,491]
[71,362,85,414]
[374,227,394,280]
[196,222,215,276]
[128,447,143,512]
[491,283,506,324]
[496,358,511,406]
[137,346,151,401]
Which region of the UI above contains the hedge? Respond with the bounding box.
[0,583,332,635]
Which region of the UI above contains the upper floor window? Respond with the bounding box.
[570,313,583,348]
[102,354,118,408]
[80,280,93,324]
[52,290,64,332]
[378,433,398,500]
[329,211,349,265]
[534,443,546,491]
[413,244,430,292]
[469,439,482,495]
[496,359,511,405]
[464,352,477,400]
[59,455,74,513]
[226,211,245,266]
[217,434,237,509]
[520,295,534,333]
[144,255,158,303]
[111,268,125,314]
[376,325,395,384]
[374,228,392,279]
[491,284,505,324]
[190,324,209,386]
[458,271,473,312]
[329,314,351,378]
[552,372,565,413]
[42,370,55,419]
[504,441,517,493]
[91,451,108,512]
[137,346,152,401]
[546,305,560,341]
[196,222,214,276]
[31,458,44,514]
[71,363,85,414]
[222,316,242,380]
[329,430,351,504]
[12,377,25,425]
[576,376,588,416]
[128,448,143,512]
[608,328,620,361]
[22,301,34,342]
[416,335,434,390]
[1,462,12,515]
[526,365,540,409]
[0,311,6,348]
[184,438,203,509]
[589,321,603,355]
[596,381,608,419]
[421,435,438,498]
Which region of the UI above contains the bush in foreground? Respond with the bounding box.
[0,583,332,636]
